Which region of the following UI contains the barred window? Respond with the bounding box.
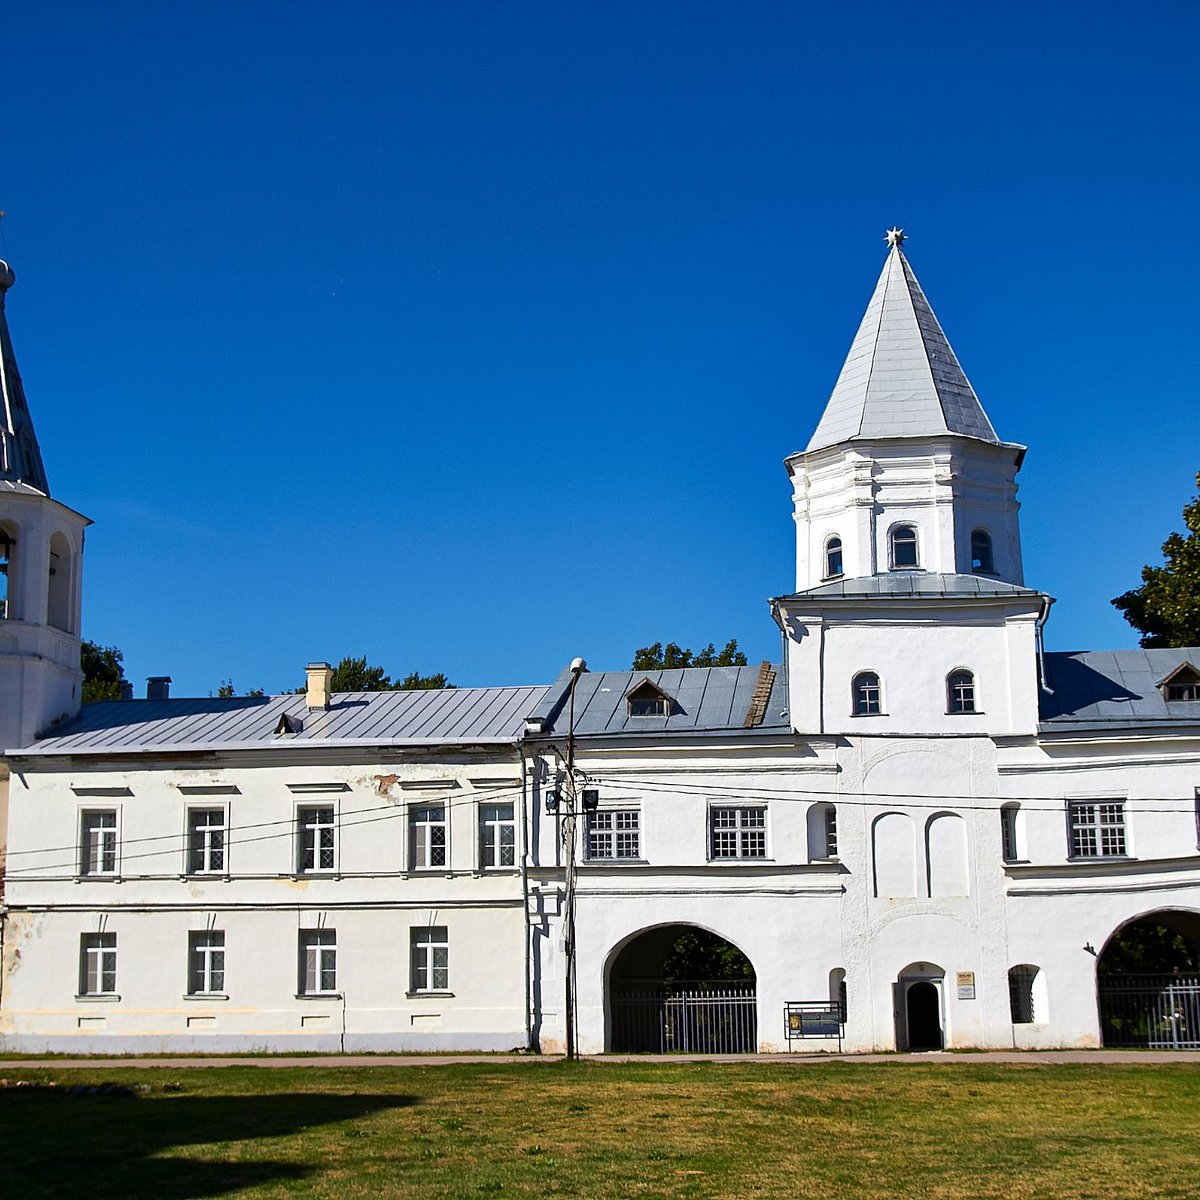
[410,926,449,992]
[587,809,641,860]
[1068,800,1126,858]
[852,672,882,716]
[1000,804,1020,863]
[824,806,838,857]
[299,929,337,994]
[187,808,226,874]
[188,931,226,995]
[410,804,447,869]
[710,807,767,859]
[80,810,118,875]
[79,932,117,996]
[1008,965,1037,1024]
[297,806,336,872]
[947,670,976,714]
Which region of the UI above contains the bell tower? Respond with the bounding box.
[0,261,91,752]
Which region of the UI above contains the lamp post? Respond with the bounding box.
[563,656,586,1061]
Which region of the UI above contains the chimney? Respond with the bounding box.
[146,676,172,701]
[306,661,333,710]
[119,681,134,701]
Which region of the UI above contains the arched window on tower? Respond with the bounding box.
[824,535,843,579]
[852,671,882,716]
[0,524,14,620]
[47,531,73,633]
[947,669,977,714]
[971,529,995,574]
[889,525,919,569]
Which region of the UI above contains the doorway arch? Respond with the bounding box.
[1097,909,1200,1048]
[606,924,756,1053]
[896,962,945,1051]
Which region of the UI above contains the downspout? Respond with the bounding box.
[1035,594,1055,695]
[518,741,533,1052]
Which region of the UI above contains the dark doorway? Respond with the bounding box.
[607,925,756,1053]
[905,981,943,1050]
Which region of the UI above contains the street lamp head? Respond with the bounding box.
[569,657,587,674]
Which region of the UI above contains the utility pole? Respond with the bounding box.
[562,657,586,1061]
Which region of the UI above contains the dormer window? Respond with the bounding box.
[824,536,844,579]
[971,529,995,575]
[1159,663,1200,702]
[889,525,919,569]
[626,679,672,718]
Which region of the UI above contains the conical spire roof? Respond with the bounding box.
[805,233,999,454]
[0,262,50,495]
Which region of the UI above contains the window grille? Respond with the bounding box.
[947,670,976,714]
[479,803,516,868]
[587,809,641,860]
[299,929,337,994]
[188,931,226,994]
[852,672,882,716]
[297,806,335,872]
[710,807,767,859]
[410,804,447,869]
[410,926,449,992]
[187,808,226,874]
[1069,800,1127,858]
[1009,965,1037,1023]
[1001,805,1020,862]
[79,932,117,995]
[824,806,838,857]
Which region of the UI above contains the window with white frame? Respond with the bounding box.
[80,810,118,876]
[410,804,447,869]
[479,802,516,869]
[410,926,449,992]
[710,806,767,859]
[852,671,882,716]
[947,670,977,714]
[187,808,226,874]
[298,929,337,994]
[890,524,919,569]
[1068,800,1127,858]
[824,535,844,579]
[188,930,226,995]
[79,932,117,996]
[297,806,335,873]
[586,809,641,860]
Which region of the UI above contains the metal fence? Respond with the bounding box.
[1098,976,1200,1049]
[610,980,758,1053]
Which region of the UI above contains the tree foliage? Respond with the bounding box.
[303,657,455,693]
[631,639,748,671]
[1112,472,1200,648]
[1098,921,1200,976]
[81,640,127,703]
[661,930,754,983]
[216,680,265,698]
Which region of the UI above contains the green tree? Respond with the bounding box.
[215,680,265,698]
[661,930,754,984]
[81,640,127,703]
[299,657,455,693]
[1098,922,1200,976]
[631,639,748,671]
[397,671,452,690]
[1112,471,1200,647]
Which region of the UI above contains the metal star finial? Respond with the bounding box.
[885,227,906,249]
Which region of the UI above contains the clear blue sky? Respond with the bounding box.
[4,2,1197,695]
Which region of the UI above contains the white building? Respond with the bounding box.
[3,236,1199,1053]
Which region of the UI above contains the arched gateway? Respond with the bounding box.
[1097,910,1200,1049]
[606,925,757,1053]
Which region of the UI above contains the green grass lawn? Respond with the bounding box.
[3,1060,1198,1199]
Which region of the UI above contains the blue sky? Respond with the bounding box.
[4,2,1197,695]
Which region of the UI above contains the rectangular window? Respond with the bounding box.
[187,808,226,874]
[410,926,449,992]
[299,929,337,994]
[1068,800,1127,858]
[297,806,336,873]
[80,810,118,875]
[410,804,447,870]
[586,809,641,860]
[79,932,117,996]
[188,930,226,995]
[479,803,516,869]
[710,807,767,859]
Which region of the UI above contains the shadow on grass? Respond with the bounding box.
[2,1089,418,1198]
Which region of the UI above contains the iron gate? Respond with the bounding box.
[610,980,757,1053]
[1098,976,1200,1049]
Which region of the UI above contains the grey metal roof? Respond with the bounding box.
[0,264,50,495]
[1040,649,1200,729]
[527,664,789,738]
[805,246,1003,455]
[12,685,549,757]
[778,574,1046,602]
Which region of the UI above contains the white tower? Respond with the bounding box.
[774,232,1050,738]
[0,261,91,752]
